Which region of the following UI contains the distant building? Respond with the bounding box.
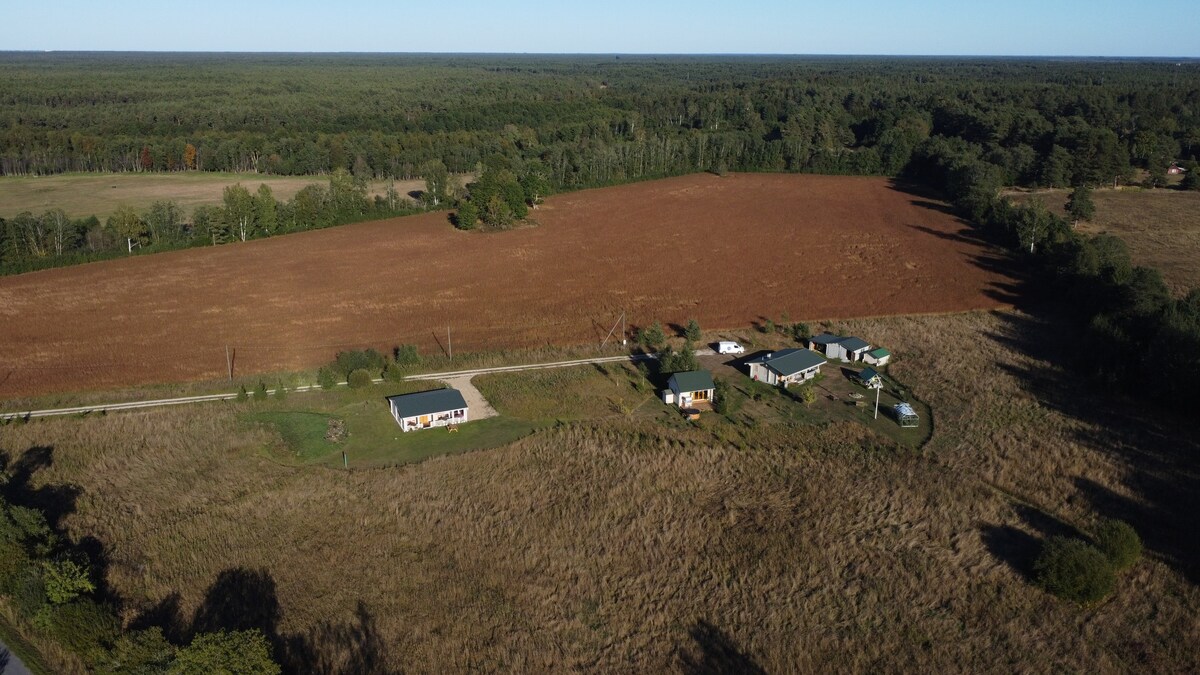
[387,388,468,432]
[747,348,825,387]
[663,370,716,408]
[808,333,872,362]
[855,367,883,389]
[1167,163,1186,175]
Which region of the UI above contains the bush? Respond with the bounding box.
[637,322,666,350]
[796,384,816,405]
[1180,171,1199,191]
[347,369,373,389]
[47,598,120,665]
[317,366,338,390]
[393,344,421,367]
[334,349,386,379]
[274,384,288,401]
[454,201,478,230]
[1034,536,1115,604]
[792,322,811,341]
[1094,518,1142,571]
[713,378,742,416]
[684,319,701,342]
[253,382,268,402]
[236,385,248,403]
[761,319,775,334]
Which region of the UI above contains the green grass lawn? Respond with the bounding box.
[475,362,663,422]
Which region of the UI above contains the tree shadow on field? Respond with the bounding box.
[136,566,398,674]
[981,304,1200,585]
[677,620,766,675]
[0,446,82,530]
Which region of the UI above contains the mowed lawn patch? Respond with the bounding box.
[245,383,538,468]
[474,362,661,421]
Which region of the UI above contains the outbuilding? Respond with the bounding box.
[855,367,882,389]
[664,370,716,408]
[893,402,919,428]
[827,336,871,362]
[747,348,826,387]
[863,348,892,366]
[387,388,469,432]
[808,333,844,355]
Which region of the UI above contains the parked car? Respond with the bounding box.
[717,341,745,355]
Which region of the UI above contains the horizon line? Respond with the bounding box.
[2,50,1199,60]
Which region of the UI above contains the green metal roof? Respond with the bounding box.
[669,370,715,393]
[754,348,826,377]
[838,336,871,352]
[858,367,880,382]
[387,388,467,418]
[868,348,891,358]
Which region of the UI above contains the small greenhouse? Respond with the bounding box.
[893,402,919,428]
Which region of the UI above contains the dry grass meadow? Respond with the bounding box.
[1010,187,1200,294]
[1,309,1197,672]
[0,172,432,220]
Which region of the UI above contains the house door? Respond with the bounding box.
[419,415,430,426]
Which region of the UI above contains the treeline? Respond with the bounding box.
[0,479,279,673]
[915,139,1200,413]
[0,169,423,274]
[2,54,1197,190]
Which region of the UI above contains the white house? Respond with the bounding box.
[387,388,468,432]
[663,370,716,408]
[747,348,826,387]
[863,347,892,366]
[826,336,871,362]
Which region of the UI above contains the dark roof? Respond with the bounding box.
[810,333,843,345]
[858,367,880,382]
[752,348,826,377]
[838,337,871,352]
[387,388,467,418]
[669,370,715,393]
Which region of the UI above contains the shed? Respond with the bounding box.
[863,347,892,366]
[666,370,716,409]
[387,388,468,432]
[808,333,843,354]
[855,367,882,389]
[747,348,826,387]
[827,336,871,362]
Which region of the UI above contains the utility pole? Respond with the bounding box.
[225,345,233,381]
[874,382,881,420]
[448,325,452,362]
[622,310,626,347]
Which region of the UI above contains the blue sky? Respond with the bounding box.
[6,1,1198,56]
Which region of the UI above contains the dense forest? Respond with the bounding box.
[2,54,1199,269]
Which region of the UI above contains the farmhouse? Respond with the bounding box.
[747,348,826,387]
[863,347,892,366]
[387,388,468,432]
[1168,163,1186,175]
[663,370,716,408]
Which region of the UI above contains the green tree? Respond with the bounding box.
[792,322,811,341]
[1034,536,1115,604]
[637,322,666,350]
[169,629,280,675]
[100,626,176,674]
[454,201,478,230]
[1180,171,1199,191]
[253,382,268,401]
[192,205,227,246]
[796,384,817,405]
[684,319,701,342]
[482,193,514,229]
[41,558,94,604]
[145,200,183,244]
[107,205,147,251]
[1065,184,1095,226]
[347,369,373,389]
[1093,519,1142,571]
[317,366,338,390]
[236,385,248,402]
[712,378,742,416]
[222,184,256,242]
[254,184,277,236]
[421,159,450,207]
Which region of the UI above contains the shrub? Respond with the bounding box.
[761,319,775,334]
[334,349,386,379]
[684,319,701,342]
[172,629,281,675]
[42,558,94,604]
[1034,536,1115,604]
[393,344,422,367]
[792,322,811,341]
[637,322,665,350]
[1180,171,1199,191]
[382,362,406,382]
[253,382,268,401]
[713,378,742,416]
[274,384,288,401]
[47,598,120,665]
[347,369,373,389]
[317,366,338,390]
[796,384,817,405]
[1094,519,1142,571]
[236,385,248,403]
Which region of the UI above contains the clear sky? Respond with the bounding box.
[5,0,1198,57]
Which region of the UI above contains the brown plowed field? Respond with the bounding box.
[0,174,1012,397]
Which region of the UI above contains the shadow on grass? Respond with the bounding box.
[982,303,1200,585]
[678,619,766,675]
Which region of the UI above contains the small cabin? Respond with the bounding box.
[664,370,716,408]
[387,388,468,432]
[855,367,882,389]
[863,348,892,366]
